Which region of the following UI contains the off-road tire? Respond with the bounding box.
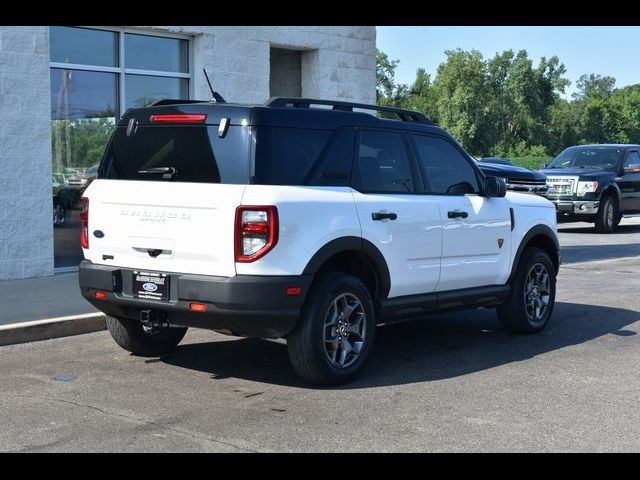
[287,272,376,385]
[105,315,187,357]
[497,247,556,334]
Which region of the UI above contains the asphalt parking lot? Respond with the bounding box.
[1,219,639,452]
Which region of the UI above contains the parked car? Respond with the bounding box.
[541,144,640,232]
[476,158,549,194]
[66,164,99,191]
[52,176,66,226]
[78,97,560,385]
[479,156,515,166]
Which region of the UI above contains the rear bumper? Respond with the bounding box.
[78,260,312,338]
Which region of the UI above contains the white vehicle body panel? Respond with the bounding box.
[436,194,512,291]
[236,186,360,276]
[82,179,246,277]
[351,190,442,298]
[83,180,558,299]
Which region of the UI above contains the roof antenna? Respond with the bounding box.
[203,68,226,103]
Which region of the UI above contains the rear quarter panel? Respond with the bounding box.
[236,186,360,275]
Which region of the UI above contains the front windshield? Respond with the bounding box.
[547,147,622,169]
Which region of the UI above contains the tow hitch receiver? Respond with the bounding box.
[140,309,169,329]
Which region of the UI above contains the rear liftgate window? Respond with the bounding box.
[99,125,250,183]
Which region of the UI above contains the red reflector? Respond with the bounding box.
[189,303,207,312]
[150,114,207,123]
[95,291,107,300]
[286,287,302,296]
[242,222,269,234]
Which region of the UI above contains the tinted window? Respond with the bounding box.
[51,69,118,120]
[125,75,189,109]
[547,147,622,169]
[100,126,250,183]
[253,127,332,185]
[412,135,480,195]
[354,131,414,193]
[50,26,118,67]
[624,151,640,168]
[306,128,354,186]
[124,33,189,73]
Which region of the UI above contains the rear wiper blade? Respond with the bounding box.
[137,167,177,179]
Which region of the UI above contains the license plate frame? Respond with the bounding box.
[133,271,170,301]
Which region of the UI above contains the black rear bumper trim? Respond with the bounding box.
[79,260,312,338]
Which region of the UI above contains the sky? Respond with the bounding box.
[376,26,640,98]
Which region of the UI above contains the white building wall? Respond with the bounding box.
[0,26,53,280]
[143,26,377,104]
[0,26,376,281]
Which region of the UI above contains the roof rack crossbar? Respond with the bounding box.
[264,97,432,124]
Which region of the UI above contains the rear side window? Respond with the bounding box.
[99,125,250,183]
[305,128,354,186]
[411,134,480,195]
[624,151,640,169]
[353,130,415,193]
[253,127,332,185]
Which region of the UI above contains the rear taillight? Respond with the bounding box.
[235,206,278,262]
[80,197,89,249]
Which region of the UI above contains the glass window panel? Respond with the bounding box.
[50,26,118,67]
[50,68,117,268]
[124,74,188,109]
[51,68,118,120]
[354,131,415,193]
[124,33,188,73]
[254,128,332,185]
[411,134,480,195]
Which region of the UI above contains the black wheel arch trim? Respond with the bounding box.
[302,236,391,300]
[600,182,621,202]
[508,225,560,283]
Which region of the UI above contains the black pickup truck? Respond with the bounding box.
[476,157,548,194]
[541,144,640,232]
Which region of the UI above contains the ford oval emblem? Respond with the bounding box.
[142,282,158,292]
[93,230,104,238]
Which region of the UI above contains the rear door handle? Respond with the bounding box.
[372,212,398,221]
[448,210,468,219]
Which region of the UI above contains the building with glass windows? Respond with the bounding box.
[0,26,376,281]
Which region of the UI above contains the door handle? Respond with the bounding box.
[372,212,398,221]
[448,210,468,219]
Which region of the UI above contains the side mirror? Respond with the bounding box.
[485,175,507,198]
[539,163,547,170]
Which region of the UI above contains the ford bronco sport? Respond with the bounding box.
[79,97,560,385]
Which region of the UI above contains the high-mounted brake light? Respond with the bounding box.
[235,206,278,262]
[80,197,89,249]
[150,114,207,123]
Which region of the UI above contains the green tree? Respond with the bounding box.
[433,49,490,155]
[574,73,616,100]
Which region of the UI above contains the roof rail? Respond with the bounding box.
[151,99,211,106]
[264,97,432,124]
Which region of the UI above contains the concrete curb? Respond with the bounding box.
[0,313,106,347]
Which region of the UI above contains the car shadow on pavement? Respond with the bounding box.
[161,301,639,389]
[561,244,640,264]
[559,223,640,235]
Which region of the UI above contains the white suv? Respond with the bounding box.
[79,97,560,385]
